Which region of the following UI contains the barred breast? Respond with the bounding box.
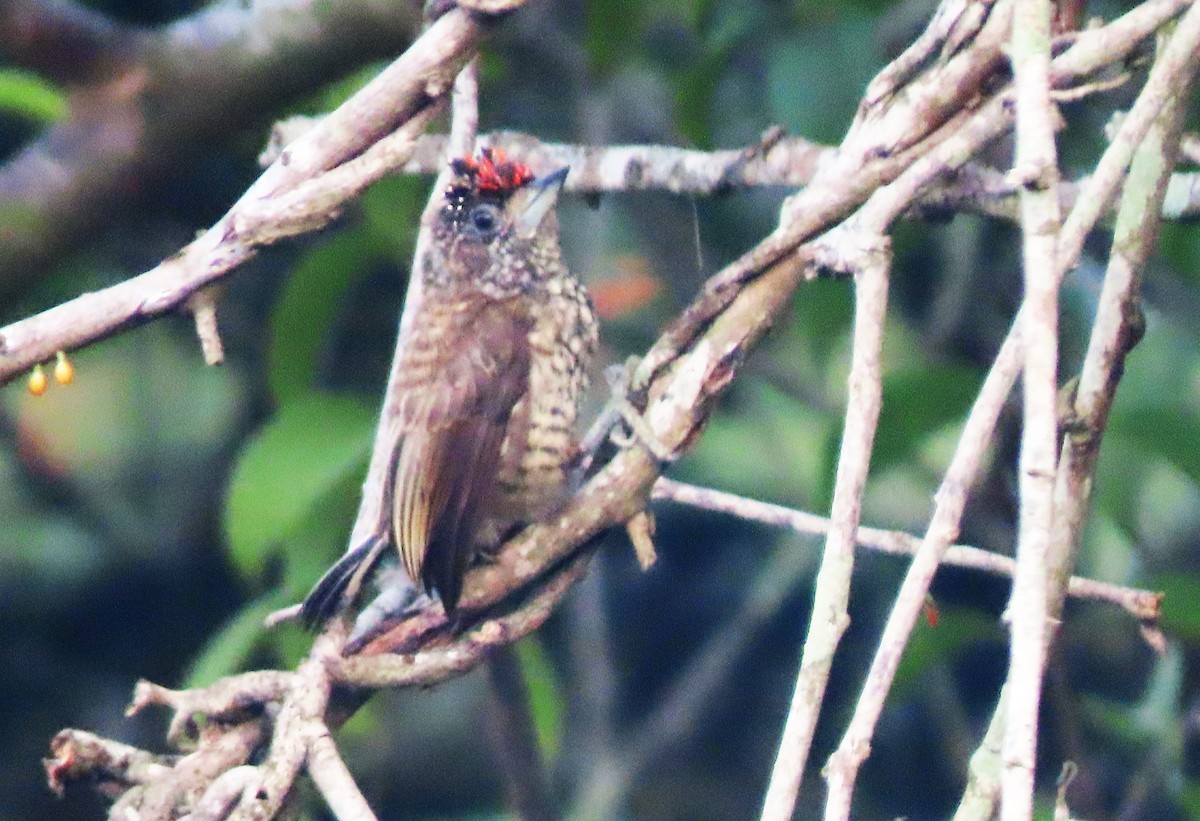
[490,279,598,535]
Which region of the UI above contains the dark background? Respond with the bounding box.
[2,1,1199,819]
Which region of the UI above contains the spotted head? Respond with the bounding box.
[428,147,570,297]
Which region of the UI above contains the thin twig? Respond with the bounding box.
[128,673,294,748]
[956,7,1200,817]
[179,766,261,821]
[572,520,823,820]
[1055,0,1200,274]
[227,629,343,821]
[270,122,1200,224]
[650,480,1160,622]
[823,325,1020,818]
[1003,1,1063,818]
[632,0,1174,402]
[954,685,1008,820]
[307,732,378,821]
[45,730,179,797]
[0,7,485,386]
[129,720,268,820]
[1049,23,1195,643]
[760,231,891,821]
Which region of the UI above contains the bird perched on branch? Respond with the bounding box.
[302,148,598,628]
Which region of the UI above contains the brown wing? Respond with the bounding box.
[389,297,532,611]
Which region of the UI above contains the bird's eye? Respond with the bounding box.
[468,203,500,238]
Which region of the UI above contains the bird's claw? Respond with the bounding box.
[577,356,676,473]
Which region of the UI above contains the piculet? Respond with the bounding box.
[301,148,598,628]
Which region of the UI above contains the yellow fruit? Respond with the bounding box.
[28,364,48,396]
[54,351,74,385]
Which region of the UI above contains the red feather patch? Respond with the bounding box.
[452,147,534,194]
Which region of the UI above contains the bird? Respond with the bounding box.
[301,147,598,628]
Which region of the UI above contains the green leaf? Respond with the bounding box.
[277,466,371,598]
[585,0,645,76]
[873,365,982,474]
[0,68,68,124]
[358,175,426,252]
[224,393,376,578]
[1111,406,1200,490]
[892,609,1001,695]
[183,591,289,688]
[516,636,565,761]
[268,233,379,402]
[1151,573,1200,642]
[268,178,422,402]
[1090,435,1151,543]
[792,277,854,374]
[682,380,834,508]
[1180,781,1200,819]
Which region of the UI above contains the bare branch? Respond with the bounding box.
[262,123,830,194]
[226,631,343,821]
[45,729,179,798]
[271,123,1200,226]
[762,231,891,821]
[950,16,1195,816]
[1056,0,1200,274]
[332,554,590,683]
[825,334,1045,817]
[307,732,377,821]
[1003,1,1063,818]
[128,673,293,747]
[0,8,485,386]
[186,289,224,366]
[179,766,261,821]
[652,479,1160,626]
[1049,25,1195,633]
[0,0,424,293]
[127,720,268,820]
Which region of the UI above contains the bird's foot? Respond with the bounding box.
[605,357,676,459]
[345,569,429,652]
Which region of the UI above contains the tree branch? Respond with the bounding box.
[954,7,1200,817]
[651,479,1160,626]
[0,0,425,295]
[0,7,493,385]
[1002,0,1063,817]
[762,231,892,821]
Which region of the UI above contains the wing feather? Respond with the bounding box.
[388,298,532,611]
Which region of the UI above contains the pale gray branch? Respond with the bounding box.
[650,479,1161,623]
[1003,0,1063,817]
[762,231,892,821]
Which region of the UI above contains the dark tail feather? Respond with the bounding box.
[301,535,387,630]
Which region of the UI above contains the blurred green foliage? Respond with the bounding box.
[0,68,67,125]
[515,636,566,760]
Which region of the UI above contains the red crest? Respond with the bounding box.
[451,147,534,195]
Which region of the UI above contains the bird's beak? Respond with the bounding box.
[512,166,569,237]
